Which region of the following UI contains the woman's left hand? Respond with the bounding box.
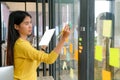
[41,45,47,51]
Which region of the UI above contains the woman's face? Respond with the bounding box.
[15,16,32,38]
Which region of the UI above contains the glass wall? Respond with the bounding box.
[54,0,79,80]
[94,0,120,80]
[1,2,39,66]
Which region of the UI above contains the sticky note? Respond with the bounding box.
[102,70,111,80]
[79,50,82,53]
[79,38,82,41]
[66,53,70,61]
[79,46,83,50]
[102,20,112,37]
[69,43,73,53]
[109,48,120,68]
[95,45,103,61]
[65,37,69,42]
[62,61,67,70]
[74,50,78,61]
[70,68,74,79]
[79,42,81,45]
[63,47,67,55]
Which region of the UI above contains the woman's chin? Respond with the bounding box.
[28,33,32,36]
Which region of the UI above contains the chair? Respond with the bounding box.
[0,66,13,80]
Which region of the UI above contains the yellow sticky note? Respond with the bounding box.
[69,43,73,53]
[65,37,69,42]
[70,68,74,79]
[74,50,78,61]
[79,46,83,50]
[109,48,120,68]
[63,47,67,55]
[95,45,103,61]
[102,70,111,80]
[102,20,112,37]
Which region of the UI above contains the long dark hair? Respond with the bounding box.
[7,11,31,66]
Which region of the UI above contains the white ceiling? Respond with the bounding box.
[5,2,48,12]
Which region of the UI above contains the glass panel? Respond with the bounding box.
[2,2,39,45]
[1,0,41,67]
[55,0,79,80]
[94,0,111,80]
[95,0,120,80]
[114,0,120,79]
[1,3,9,66]
[1,2,9,41]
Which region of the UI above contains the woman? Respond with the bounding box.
[7,11,70,80]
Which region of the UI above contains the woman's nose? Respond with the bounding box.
[29,23,32,28]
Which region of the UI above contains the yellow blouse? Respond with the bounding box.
[14,38,58,80]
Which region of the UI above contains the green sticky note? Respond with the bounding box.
[95,45,103,61]
[109,48,120,68]
[79,42,81,45]
[79,38,82,41]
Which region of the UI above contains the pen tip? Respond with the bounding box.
[68,23,72,29]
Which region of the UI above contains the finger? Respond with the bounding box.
[64,24,69,31]
[64,25,67,30]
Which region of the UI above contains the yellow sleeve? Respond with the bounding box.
[14,41,59,64]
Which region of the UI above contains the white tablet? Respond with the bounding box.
[39,28,55,46]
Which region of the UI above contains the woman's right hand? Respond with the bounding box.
[61,24,71,41]
[53,24,71,54]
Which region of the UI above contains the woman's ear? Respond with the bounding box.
[14,24,19,30]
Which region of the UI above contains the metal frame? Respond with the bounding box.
[110,1,115,78]
[57,0,61,79]
[0,2,2,67]
[0,0,48,2]
[78,0,94,80]
[48,0,56,79]
[25,2,26,11]
[109,0,115,48]
[42,0,47,76]
[35,0,40,76]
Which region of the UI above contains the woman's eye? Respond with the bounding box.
[25,22,29,25]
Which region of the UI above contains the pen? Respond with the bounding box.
[57,23,72,39]
[57,30,64,39]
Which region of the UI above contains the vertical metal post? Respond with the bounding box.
[25,2,26,11]
[36,0,39,76]
[78,0,94,80]
[48,0,56,79]
[48,0,52,76]
[0,2,2,67]
[109,0,115,48]
[57,0,61,78]
[110,1,115,78]
[42,0,47,76]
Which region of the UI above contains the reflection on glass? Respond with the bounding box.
[95,0,120,80]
